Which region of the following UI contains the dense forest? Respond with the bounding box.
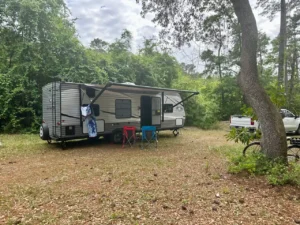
[0,0,299,133]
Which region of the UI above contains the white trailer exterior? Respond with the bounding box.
[39,81,199,144]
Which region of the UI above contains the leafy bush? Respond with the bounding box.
[225,127,261,145]
[228,151,300,186]
[267,163,300,186]
[172,74,220,129]
[228,152,272,175]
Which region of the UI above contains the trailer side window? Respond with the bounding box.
[86,87,95,98]
[163,104,173,113]
[115,99,131,119]
[82,104,100,117]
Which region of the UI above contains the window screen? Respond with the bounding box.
[115,99,131,119]
[82,104,100,116]
[86,87,95,98]
[163,104,173,113]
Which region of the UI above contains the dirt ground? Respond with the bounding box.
[0,127,300,225]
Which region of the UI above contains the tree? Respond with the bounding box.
[257,32,271,76]
[231,0,286,159]
[0,0,106,132]
[137,0,287,159]
[286,13,300,109]
[90,38,109,53]
[279,0,287,89]
[257,0,300,92]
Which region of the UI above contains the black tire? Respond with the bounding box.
[243,142,262,156]
[287,145,300,163]
[112,130,123,144]
[61,141,67,150]
[40,124,50,140]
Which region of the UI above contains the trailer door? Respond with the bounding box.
[141,96,152,127]
[141,96,161,128]
[151,97,161,127]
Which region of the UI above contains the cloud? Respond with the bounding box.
[65,0,280,70]
[250,0,280,38]
[65,0,158,51]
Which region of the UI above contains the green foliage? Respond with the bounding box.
[226,128,261,145]
[228,151,300,186]
[0,0,184,133]
[229,152,272,175]
[0,3,186,133]
[0,73,40,133]
[216,76,243,120]
[267,163,300,186]
[0,0,299,134]
[240,105,257,120]
[172,74,220,129]
[265,81,286,108]
[0,0,100,132]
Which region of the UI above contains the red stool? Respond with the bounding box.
[122,126,136,148]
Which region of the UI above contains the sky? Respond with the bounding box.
[65,0,280,70]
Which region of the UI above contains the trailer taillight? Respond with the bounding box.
[57,122,61,125]
[251,118,254,125]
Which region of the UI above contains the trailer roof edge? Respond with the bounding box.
[61,81,199,95]
[107,82,199,94]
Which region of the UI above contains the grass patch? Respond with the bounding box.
[0,134,46,158]
[1,128,300,224]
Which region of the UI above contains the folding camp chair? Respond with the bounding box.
[141,126,158,149]
[122,126,136,148]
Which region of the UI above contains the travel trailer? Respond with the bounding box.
[39,81,199,146]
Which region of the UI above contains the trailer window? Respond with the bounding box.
[115,99,131,119]
[86,87,95,98]
[82,104,100,117]
[163,104,173,113]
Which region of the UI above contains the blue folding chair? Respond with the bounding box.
[141,126,158,149]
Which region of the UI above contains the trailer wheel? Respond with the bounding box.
[40,124,50,140]
[173,129,179,137]
[112,130,123,144]
[61,141,67,150]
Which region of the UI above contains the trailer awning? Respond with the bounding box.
[83,82,199,95]
[69,81,199,105]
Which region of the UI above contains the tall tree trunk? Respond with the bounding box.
[217,41,224,110]
[230,0,287,160]
[296,50,299,82]
[289,47,296,105]
[258,44,263,76]
[278,0,287,87]
[285,50,288,97]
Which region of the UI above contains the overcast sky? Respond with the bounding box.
[65,0,280,69]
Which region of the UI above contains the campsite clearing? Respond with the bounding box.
[0,126,300,224]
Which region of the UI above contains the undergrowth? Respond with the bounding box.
[225,127,261,145]
[228,151,300,186]
[225,127,300,186]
